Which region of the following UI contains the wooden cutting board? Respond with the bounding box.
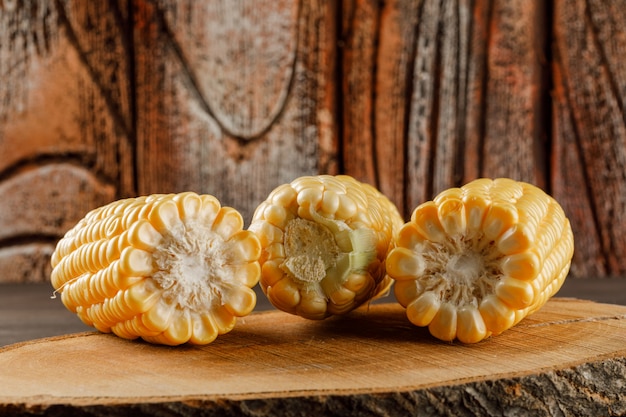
[1,298,625,416]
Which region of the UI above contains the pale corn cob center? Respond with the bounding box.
[281,218,341,285]
[416,234,504,307]
[152,222,228,312]
[279,215,376,290]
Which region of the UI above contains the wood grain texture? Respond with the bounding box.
[0,1,130,282]
[133,0,338,223]
[480,1,548,189]
[341,0,548,215]
[1,0,626,281]
[1,299,625,416]
[552,0,626,277]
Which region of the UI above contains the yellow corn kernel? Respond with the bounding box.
[50,192,261,346]
[266,277,301,310]
[406,291,440,327]
[249,175,403,319]
[343,272,374,294]
[296,290,329,319]
[428,302,457,342]
[189,312,219,345]
[387,178,574,343]
[478,294,516,335]
[394,280,420,307]
[328,286,356,306]
[456,306,488,344]
[385,247,425,280]
[411,202,446,243]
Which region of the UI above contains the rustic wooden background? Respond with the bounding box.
[1,0,625,284]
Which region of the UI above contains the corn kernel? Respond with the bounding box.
[406,292,440,327]
[456,306,488,344]
[429,302,457,342]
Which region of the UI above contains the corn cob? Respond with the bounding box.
[249,175,403,319]
[50,192,261,346]
[387,178,574,343]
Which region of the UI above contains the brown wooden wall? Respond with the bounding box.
[1,0,625,283]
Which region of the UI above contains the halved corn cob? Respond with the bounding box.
[249,175,403,319]
[50,192,261,346]
[387,178,574,343]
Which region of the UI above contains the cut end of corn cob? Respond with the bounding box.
[387,178,574,343]
[249,175,403,319]
[50,192,261,346]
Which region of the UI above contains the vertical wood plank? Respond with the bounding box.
[343,0,548,217]
[405,0,474,210]
[375,0,422,216]
[341,0,423,216]
[340,0,380,189]
[0,1,131,282]
[133,0,338,223]
[480,1,548,189]
[552,69,606,278]
[460,0,489,183]
[552,0,626,276]
[403,0,445,211]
